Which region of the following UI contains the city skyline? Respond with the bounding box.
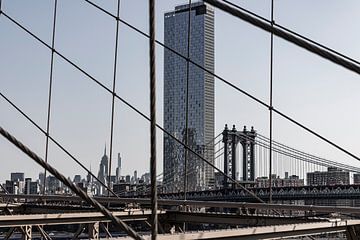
[1,144,147,183]
[1,1,360,184]
[2,1,360,238]
[3,165,359,196]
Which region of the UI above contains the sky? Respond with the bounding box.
[1,0,360,183]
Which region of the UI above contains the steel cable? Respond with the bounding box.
[204,0,360,75]
[83,0,360,163]
[268,0,274,203]
[0,92,122,201]
[257,134,360,173]
[108,0,121,196]
[0,126,143,240]
[183,0,192,203]
[149,0,158,238]
[43,0,58,195]
[222,0,360,66]
[3,1,354,205]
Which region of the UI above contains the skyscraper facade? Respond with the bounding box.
[97,146,109,195]
[163,2,215,192]
[116,153,122,183]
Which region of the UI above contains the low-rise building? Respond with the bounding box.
[307,167,349,186]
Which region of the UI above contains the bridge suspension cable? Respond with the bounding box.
[204,0,360,75]
[0,126,143,240]
[83,0,360,165]
[235,131,360,175]
[183,0,193,202]
[0,92,125,200]
[148,0,158,237]
[43,0,58,195]
[257,134,360,173]
[2,0,360,207]
[222,0,360,65]
[222,0,360,66]
[268,0,274,203]
[108,0,121,199]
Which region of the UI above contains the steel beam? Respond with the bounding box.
[163,211,322,226]
[100,222,112,238]
[36,225,52,240]
[73,224,86,239]
[0,210,161,227]
[346,225,360,240]
[4,194,360,215]
[22,225,31,240]
[4,227,16,240]
[88,222,99,240]
[116,220,360,239]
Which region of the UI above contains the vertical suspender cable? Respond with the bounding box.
[184,0,192,202]
[149,0,158,239]
[268,0,274,204]
[108,0,121,196]
[1,1,264,203]
[43,0,58,195]
[0,93,123,199]
[0,126,143,240]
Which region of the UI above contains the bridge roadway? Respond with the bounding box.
[116,220,360,240]
[0,210,157,227]
[0,210,353,239]
[4,194,360,238]
[5,185,360,204]
[159,184,360,201]
[3,193,360,215]
[0,210,320,227]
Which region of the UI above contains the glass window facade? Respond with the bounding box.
[163,2,214,192]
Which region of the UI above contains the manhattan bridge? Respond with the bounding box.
[1,0,360,239]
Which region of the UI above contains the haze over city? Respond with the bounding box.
[2,1,360,239]
[1,0,360,184]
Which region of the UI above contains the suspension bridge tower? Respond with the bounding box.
[222,124,256,188]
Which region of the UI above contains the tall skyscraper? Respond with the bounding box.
[97,145,109,193]
[163,2,215,192]
[116,153,122,183]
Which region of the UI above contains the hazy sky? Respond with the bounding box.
[1,0,360,182]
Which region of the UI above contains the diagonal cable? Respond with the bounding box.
[0,126,143,240]
[0,9,264,202]
[204,0,360,75]
[222,0,360,66]
[83,0,360,163]
[0,92,121,200]
[5,1,360,203]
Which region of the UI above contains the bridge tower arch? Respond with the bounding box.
[222,124,257,188]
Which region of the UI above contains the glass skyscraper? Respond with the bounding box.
[163,2,214,192]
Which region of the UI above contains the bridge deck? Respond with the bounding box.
[116,220,360,239]
[0,210,162,227]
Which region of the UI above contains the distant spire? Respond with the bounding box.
[104,143,106,156]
